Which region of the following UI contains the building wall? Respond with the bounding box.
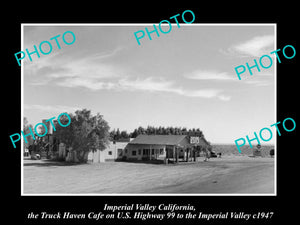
[88,141,129,163]
[125,138,200,161]
[165,146,187,158]
[105,141,128,161]
[125,144,167,160]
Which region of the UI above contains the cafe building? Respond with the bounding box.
[124,134,210,163]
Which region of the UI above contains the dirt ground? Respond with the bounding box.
[23,155,275,194]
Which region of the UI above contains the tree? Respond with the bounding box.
[120,130,129,139]
[131,128,139,138]
[111,129,130,140]
[169,127,174,134]
[195,128,203,137]
[109,129,116,141]
[54,109,110,163]
[23,117,34,148]
[24,117,28,128]
[157,126,163,135]
[181,127,187,135]
[137,126,146,135]
[127,126,204,138]
[115,128,121,140]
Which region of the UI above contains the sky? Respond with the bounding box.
[22,24,276,144]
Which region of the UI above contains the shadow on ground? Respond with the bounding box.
[114,158,207,165]
[23,159,82,167]
[114,159,165,164]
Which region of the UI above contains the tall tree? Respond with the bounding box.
[54,109,110,163]
[120,130,129,139]
[23,117,34,147]
[131,128,139,138]
[115,128,121,140]
[109,129,116,141]
[137,126,145,135]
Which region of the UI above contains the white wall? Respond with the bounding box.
[87,141,129,163]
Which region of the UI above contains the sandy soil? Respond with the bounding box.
[23,155,275,194]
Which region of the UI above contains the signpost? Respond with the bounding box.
[190,136,200,144]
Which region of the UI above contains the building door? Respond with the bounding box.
[142,149,150,160]
[166,146,173,158]
[117,149,123,158]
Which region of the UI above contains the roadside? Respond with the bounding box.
[23,156,274,194]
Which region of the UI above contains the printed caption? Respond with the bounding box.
[27,203,274,222]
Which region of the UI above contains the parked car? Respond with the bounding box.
[31,153,41,160]
[210,151,218,158]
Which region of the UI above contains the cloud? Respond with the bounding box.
[55,76,230,100]
[93,46,125,60]
[222,35,275,57]
[25,51,126,89]
[24,48,231,101]
[184,70,235,81]
[122,77,227,99]
[183,68,274,88]
[30,59,122,80]
[57,77,117,90]
[244,79,272,87]
[118,77,174,92]
[217,94,231,101]
[258,72,274,76]
[24,45,125,86]
[120,77,224,99]
[24,104,80,114]
[174,89,223,98]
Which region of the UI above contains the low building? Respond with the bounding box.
[124,134,210,163]
[88,140,130,163]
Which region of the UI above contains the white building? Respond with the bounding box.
[88,140,130,163]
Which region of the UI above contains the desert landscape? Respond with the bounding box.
[212,144,274,157]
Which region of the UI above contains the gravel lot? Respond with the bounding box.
[23,155,275,195]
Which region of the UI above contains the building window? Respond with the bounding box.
[138,149,141,155]
[125,149,128,154]
[159,149,164,155]
[108,151,112,155]
[151,149,154,155]
[132,151,137,156]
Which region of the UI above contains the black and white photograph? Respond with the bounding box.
[5,5,297,225]
[21,24,276,195]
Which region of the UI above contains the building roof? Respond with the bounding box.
[129,135,187,146]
